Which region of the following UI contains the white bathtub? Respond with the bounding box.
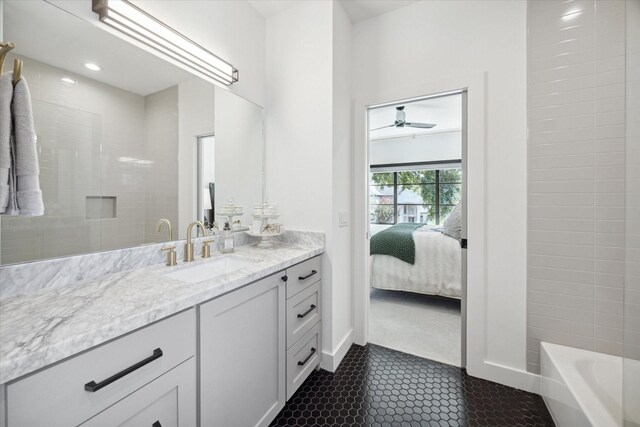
[540,342,622,427]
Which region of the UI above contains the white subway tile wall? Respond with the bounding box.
[143,86,179,245]
[527,0,626,373]
[0,55,179,264]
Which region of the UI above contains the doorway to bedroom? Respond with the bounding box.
[367,91,466,367]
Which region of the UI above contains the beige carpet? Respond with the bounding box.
[369,288,462,366]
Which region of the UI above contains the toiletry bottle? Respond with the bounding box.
[221,222,234,253]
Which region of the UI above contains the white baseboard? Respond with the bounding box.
[467,360,540,394]
[321,329,353,372]
[345,333,542,394]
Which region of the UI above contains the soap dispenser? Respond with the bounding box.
[220,222,234,253]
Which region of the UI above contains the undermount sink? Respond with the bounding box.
[163,256,257,284]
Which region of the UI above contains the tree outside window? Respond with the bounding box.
[369,167,461,225]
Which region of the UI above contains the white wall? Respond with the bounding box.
[214,87,263,227]
[370,131,462,165]
[330,0,353,362]
[178,78,215,239]
[265,0,353,370]
[135,0,266,106]
[265,2,332,232]
[265,0,334,364]
[352,1,529,386]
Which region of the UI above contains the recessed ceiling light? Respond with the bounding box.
[85,62,101,71]
[61,77,76,85]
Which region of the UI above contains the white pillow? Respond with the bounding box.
[443,204,462,240]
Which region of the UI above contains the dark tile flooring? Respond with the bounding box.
[270,344,555,427]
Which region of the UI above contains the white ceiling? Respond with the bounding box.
[247,0,299,19]
[368,93,462,140]
[4,0,194,96]
[248,0,420,23]
[340,0,420,23]
[4,0,421,97]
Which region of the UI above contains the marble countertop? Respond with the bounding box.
[0,239,324,384]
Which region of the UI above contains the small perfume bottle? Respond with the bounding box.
[220,222,234,253]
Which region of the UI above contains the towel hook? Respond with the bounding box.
[0,41,15,75]
[0,42,22,85]
[12,59,23,85]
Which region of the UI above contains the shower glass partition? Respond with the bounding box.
[624,1,640,425]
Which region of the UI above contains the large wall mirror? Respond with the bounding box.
[0,0,265,265]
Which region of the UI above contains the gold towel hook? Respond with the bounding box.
[0,42,16,75]
[12,59,23,85]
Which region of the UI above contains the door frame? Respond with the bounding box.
[352,73,485,375]
[195,133,215,225]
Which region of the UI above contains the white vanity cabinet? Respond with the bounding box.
[2,254,324,427]
[199,255,323,426]
[199,272,286,427]
[284,256,322,399]
[5,309,196,427]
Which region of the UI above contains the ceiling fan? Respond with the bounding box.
[370,106,436,131]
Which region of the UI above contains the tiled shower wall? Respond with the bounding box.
[143,86,179,244]
[0,56,178,264]
[527,0,627,372]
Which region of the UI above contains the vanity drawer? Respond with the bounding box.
[286,322,321,399]
[7,309,196,427]
[287,281,321,349]
[286,256,322,298]
[80,358,196,427]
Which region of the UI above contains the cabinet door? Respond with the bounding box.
[80,358,196,427]
[200,273,285,427]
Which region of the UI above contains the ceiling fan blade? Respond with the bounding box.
[369,124,396,131]
[405,122,436,129]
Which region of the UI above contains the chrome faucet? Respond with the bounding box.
[156,218,173,242]
[184,221,207,262]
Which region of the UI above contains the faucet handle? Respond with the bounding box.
[161,245,177,266]
[202,239,215,258]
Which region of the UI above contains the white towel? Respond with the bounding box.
[0,72,16,215]
[12,75,43,216]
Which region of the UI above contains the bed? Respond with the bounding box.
[369,224,462,299]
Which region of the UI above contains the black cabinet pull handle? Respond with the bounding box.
[152,422,162,427]
[298,347,317,366]
[298,270,317,281]
[281,275,288,282]
[297,304,317,318]
[84,348,163,392]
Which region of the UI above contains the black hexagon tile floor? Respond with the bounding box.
[270,344,555,427]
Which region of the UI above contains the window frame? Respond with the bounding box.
[369,160,461,225]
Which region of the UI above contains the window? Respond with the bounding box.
[370,166,461,225]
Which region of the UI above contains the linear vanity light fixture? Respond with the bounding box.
[92,0,238,86]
